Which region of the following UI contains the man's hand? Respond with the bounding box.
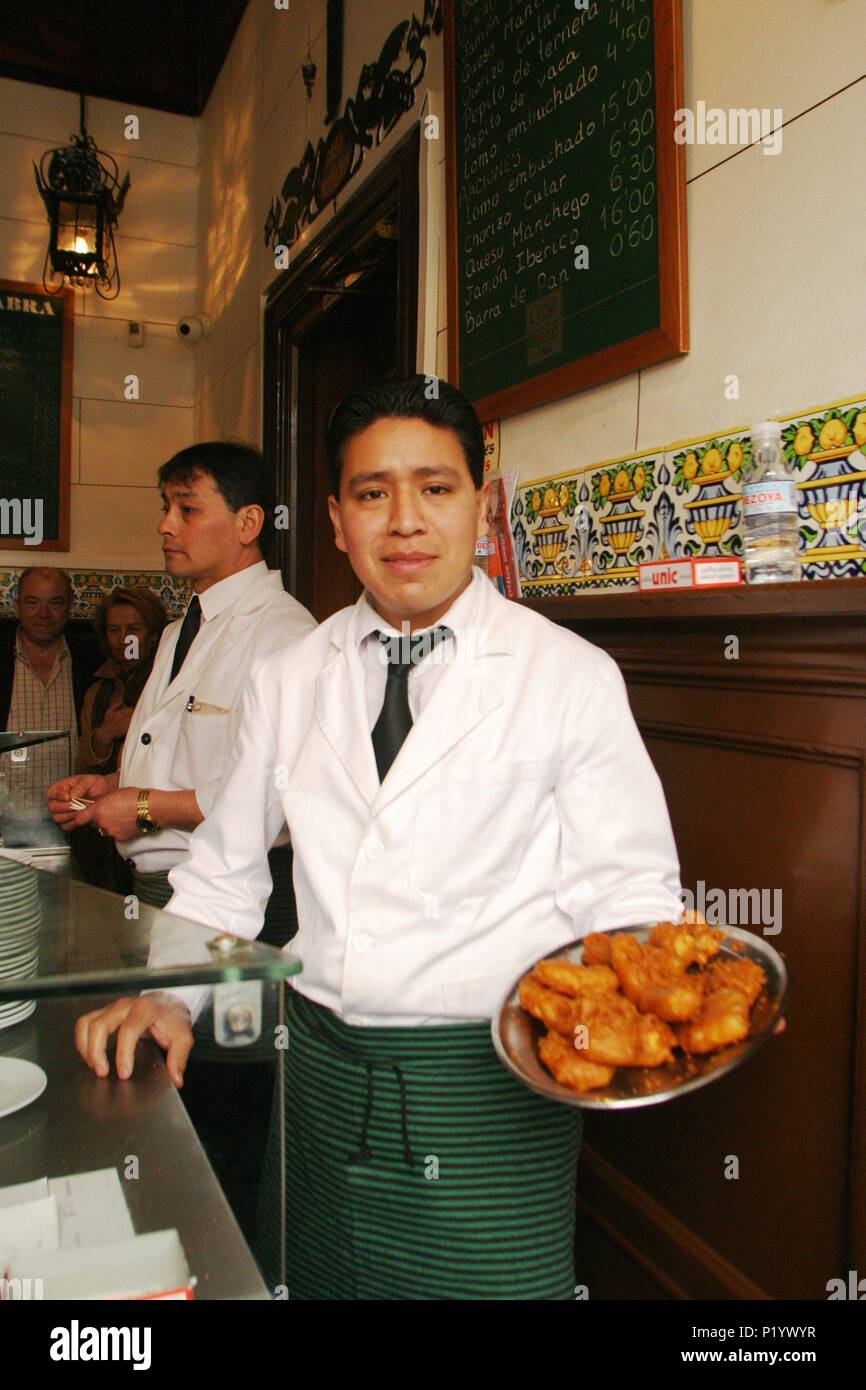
[75,994,194,1088]
[46,773,113,827]
[75,787,142,841]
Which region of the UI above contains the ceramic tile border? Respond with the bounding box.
[514,390,866,597]
[4,388,864,614]
[0,570,189,621]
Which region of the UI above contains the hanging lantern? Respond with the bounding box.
[34,95,130,300]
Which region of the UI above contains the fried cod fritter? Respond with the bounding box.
[581,932,612,965]
[705,956,766,1006]
[520,970,675,1068]
[610,932,706,1022]
[524,923,770,1093]
[532,958,618,996]
[649,918,725,967]
[674,989,752,1054]
[537,1030,616,1093]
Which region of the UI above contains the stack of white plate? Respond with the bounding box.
[0,857,41,1029]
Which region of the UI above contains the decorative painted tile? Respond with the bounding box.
[513,450,667,598]
[510,388,866,596]
[666,430,751,562]
[779,395,866,580]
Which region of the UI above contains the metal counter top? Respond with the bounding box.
[0,992,271,1300]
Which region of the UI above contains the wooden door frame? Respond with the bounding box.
[263,123,421,596]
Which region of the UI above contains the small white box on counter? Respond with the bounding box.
[10,1229,195,1300]
[639,558,742,591]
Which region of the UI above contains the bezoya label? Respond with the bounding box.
[742,480,798,516]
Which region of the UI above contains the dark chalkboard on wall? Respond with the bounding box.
[0,280,73,551]
[444,0,688,421]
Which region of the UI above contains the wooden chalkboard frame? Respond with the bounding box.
[444,0,689,421]
[0,278,74,551]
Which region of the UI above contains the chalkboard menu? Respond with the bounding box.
[444,0,688,420]
[0,280,73,550]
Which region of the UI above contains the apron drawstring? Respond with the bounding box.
[349,1061,375,1164]
[299,995,416,1170]
[393,1063,414,1168]
[347,1060,415,1169]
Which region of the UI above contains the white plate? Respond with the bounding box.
[0,1058,47,1116]
[0,1003,36,1029]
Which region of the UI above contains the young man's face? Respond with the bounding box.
[328,418,489,631]
[158,470,262,590]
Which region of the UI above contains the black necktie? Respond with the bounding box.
[371,626,450,782]
[170,595,202,682]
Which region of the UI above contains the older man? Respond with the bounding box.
[1,567,89,816]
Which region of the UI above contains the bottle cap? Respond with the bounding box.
[750,420,782,445]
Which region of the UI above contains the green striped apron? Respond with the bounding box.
[255,988,582,1301]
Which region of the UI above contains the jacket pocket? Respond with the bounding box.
[172,705,231,790]
[409,760,540,901]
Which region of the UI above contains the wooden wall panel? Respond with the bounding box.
[555,587,866,1300]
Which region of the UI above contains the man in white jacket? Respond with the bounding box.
[73,380,683,1299]
[48,441,315,1237]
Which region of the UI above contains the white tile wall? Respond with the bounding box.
[0,77,197,571]
[638,76,866,451]
[261,0,312,130]
[67,483,166,569]
[80,398,192,487]
[73,318,195,407]
[683,0,866,181]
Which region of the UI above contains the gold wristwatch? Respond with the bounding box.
[135,788,160,835]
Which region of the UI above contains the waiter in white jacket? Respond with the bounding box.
[48,441,314,1235]
[73,380,683,1300]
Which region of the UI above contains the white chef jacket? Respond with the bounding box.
[163,566,683,1026]
[118,561,315,872]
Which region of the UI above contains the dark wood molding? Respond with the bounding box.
[521,576,866,624]
[578,1145,769,1300]
[263,122,421,601]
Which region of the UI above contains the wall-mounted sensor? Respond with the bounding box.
[128,321,146,348]
[177,315,211,340]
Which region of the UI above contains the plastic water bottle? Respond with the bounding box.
[742,421,801,583]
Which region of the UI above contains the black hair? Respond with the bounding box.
[157,441,276,560]
[325,375,485,496]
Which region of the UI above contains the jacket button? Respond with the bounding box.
[141,732,152,745]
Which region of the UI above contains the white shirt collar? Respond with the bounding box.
[357,565,484,650]
[194,560,268,623]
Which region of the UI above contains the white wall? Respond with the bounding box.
[197,0,866,492]
[194,0,445,442]
[0,79,198,570]
[497,0,866,480]
[5,0,864,569]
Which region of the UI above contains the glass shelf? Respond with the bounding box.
[0,854,301,1002]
